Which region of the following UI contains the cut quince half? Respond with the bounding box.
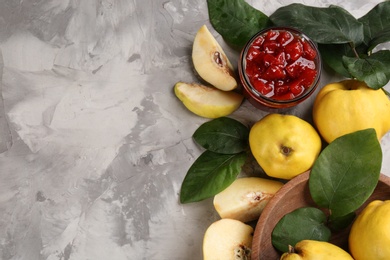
[192,25,237,91]
[213,177,284,223]
[174,82,243,119]
[203,219,253,260]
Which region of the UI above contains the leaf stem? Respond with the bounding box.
[349,42,360,58]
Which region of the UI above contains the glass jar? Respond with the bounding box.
[238,27,322,110]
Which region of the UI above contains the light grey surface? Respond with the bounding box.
[0,0,389,259]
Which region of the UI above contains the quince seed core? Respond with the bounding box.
[213,51,224,67]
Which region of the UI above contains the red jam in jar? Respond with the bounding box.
[239,27,321,109]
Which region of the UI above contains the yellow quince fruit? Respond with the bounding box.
[280,240,354,260]
[313,79,390,143]
[174,82,243,118]
[192,25,237,91]
[249,114,322,179]
[349,200,390,260]
[203,219,253,260]
[213,177,284,223]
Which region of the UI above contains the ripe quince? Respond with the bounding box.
[280,240,353,260]
[313,79,390,143]
[349,200,390,260]
[174,82,243,118]
[192,25,237,91]
[213,177,283,223]
[203,219,253,260]
[249,114,322,179]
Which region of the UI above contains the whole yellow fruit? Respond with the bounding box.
[280,240,353,260]
[313,79,390,143]
[249,114,322,180]
[349,200,390,260]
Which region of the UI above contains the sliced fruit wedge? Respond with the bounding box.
[214,177,284,223]
[192,25,237,91]
[174,82,243,119]
[203,219,253,260]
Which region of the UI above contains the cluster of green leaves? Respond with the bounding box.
[271,129,382,253]
[207,0,390,90]
[180,117,249,203]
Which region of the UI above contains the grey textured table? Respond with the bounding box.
[0,0,389,259]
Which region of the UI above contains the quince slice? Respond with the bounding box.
[174,82,243,118]
[213,177,284,223]
[203,219,253,260]
[192,25,237,91]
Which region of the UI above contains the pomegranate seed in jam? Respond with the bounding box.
[245,29,318,101]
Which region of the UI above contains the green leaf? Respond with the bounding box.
[343,50,390,89]
[180,151,246,203]
[358,1,390,48]
[207,0,271,49]
[367,28,390,53]
[328,212,356,231]
[318,43,352,78]
[272,207,331,253]
[193,117,249,154]
[270,4,364,45]
[309,129,382,218]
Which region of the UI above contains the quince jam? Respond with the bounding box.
[244,29,318,100]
